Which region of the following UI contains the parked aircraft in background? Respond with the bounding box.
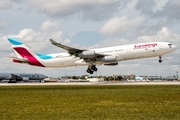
[7,38,177,74]
[0,73,47,83]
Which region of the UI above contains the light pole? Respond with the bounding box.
[177,71,179,81]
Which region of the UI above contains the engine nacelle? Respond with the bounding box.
[78,51,95,58]
[104,62,118,66]
[22,77,29,81]
[101,56,116,62]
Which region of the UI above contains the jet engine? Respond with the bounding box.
[78,51,96,58]
[22,77,29,81]
[101,56,117,62]
[104,62,118,66]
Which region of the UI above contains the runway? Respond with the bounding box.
[0,81,180,86]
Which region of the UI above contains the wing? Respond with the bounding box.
[50,39,84,55]
[49,39,105,59]
[11,74,22,79]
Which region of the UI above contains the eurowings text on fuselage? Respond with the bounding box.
[7,38,177,74]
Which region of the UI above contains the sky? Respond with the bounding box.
[0,0,180,77]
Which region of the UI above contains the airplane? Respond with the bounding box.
[7,38,177,74]
[0,73,47,83]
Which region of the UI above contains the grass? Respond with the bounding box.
[0,85,180,120]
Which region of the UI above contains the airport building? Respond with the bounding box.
[121,74,136,80]
[86,78,104,82]
[136,75,179,81]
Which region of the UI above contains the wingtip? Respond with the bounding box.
[49,39,56,43]
[49,39,60,45]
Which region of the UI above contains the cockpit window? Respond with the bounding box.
[168,44,172,48]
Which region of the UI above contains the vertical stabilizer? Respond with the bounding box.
[7,38,45,67]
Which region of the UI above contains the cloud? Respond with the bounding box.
[152,0,169,12]
[0,35,12,52]
[0,21,8,29]
[90,37,131,48]
[63,38,71,44]
[0,20,72,54]
[135,27,180,44]
[95,27,180,51]
[99,16,146,36]
[0,0,12,9]
[6,0,120,21]
[40,20,60,32]
[0,0,122,21]
[157,0,180,20]
[135,0,169,13]
[135,0,155,15]
[0,20,76,75]
[136,0,180,21]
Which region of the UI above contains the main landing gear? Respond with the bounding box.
[159,56,162,63]
[87,65,98,74]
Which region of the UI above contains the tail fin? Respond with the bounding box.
[7,38,45,67]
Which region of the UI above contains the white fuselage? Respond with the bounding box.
[38,42,176,68]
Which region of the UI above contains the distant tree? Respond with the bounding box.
[80,76,85,79]
[108,76,114,81]
[116,76,123,81]
[103,76,108,81]
[98,76,102,78]
[67,76,71,79]
[103,76,106,81]
[72,76,78,79]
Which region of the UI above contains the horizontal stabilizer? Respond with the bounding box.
[7,56,28,62]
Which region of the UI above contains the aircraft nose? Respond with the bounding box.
[173,45,177,49]
[172,45,177,51]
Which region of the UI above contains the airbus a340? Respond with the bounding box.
[7,38,177,74]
